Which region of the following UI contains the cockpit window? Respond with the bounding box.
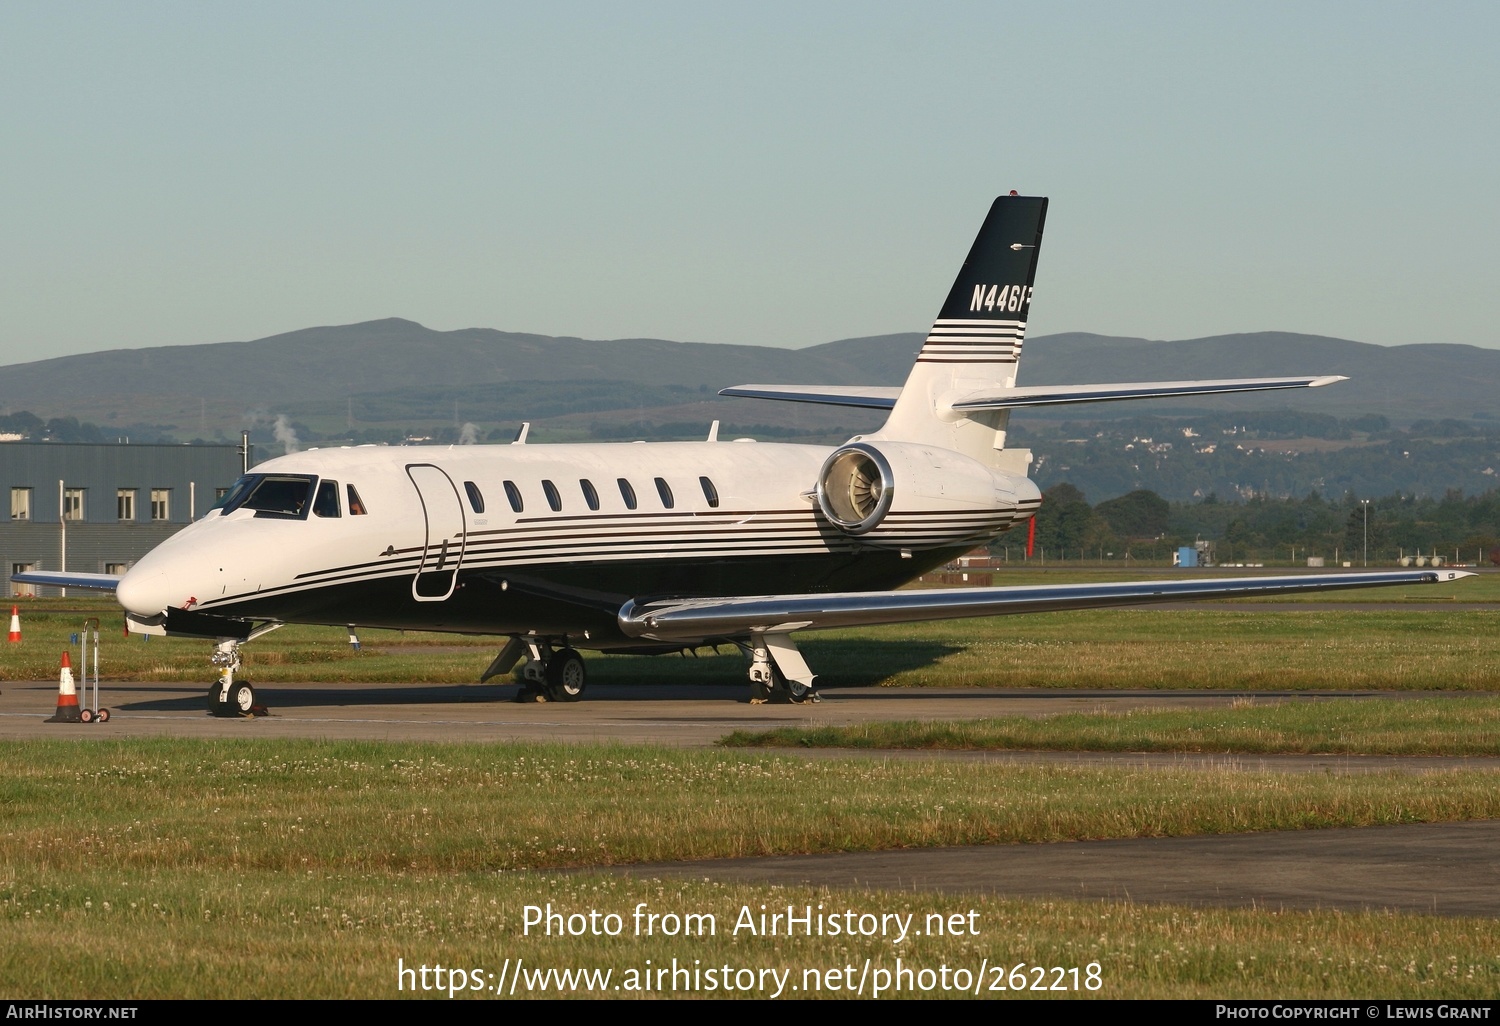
[346,484,368,515]
[313,480,341,518]
[214,475,255,513]
[219,474,318,519]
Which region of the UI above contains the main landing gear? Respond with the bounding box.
[482,637,587,703]
[206,624,283,717]
[742,631,819,705]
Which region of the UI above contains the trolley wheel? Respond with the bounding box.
[97,708,111,722]
[79,708,95,723]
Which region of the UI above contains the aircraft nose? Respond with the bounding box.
[116,568,172,617]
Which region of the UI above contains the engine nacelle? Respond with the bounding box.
[814,441,1039,549]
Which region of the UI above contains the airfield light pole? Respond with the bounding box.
[1361,499,1370,567]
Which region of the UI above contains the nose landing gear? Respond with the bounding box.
[206,624,283,717]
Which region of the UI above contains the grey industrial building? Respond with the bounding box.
[2,442,247,597]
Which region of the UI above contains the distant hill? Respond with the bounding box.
[0,320,1495,435]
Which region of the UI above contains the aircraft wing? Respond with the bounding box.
[617,569,1470,642]
[719,377,1345,412]
[947,376,1347,411]
[718,384,901,409]
[10,570,123,591]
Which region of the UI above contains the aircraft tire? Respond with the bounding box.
[546,649,587,702]
[770,666,816,705]
[229,681,255,716]
[208,683,229,715]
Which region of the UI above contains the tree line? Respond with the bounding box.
[1019,484,1500,565]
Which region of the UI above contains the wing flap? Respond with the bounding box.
[619,570,1470,641]
[949,375,1347,411]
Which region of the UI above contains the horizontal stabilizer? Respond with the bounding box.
[11,571,122,591]
[619,569,1469,641]
[949,375,1347,411]
[718,384,901,410]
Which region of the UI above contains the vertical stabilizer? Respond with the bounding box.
[868,195,1047,467]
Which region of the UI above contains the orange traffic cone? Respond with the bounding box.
[45,652,82,723]
[7,606,19,643]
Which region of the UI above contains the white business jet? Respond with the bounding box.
[17,195,1470,713]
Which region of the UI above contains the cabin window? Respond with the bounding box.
[617,478,637,510]
[579,479,600,511]
[117,489,137,522]
[346,484,367,515]
[699,476,719,508]
[464,481,485,514]
[655,477,674,509]
[542,480,562,512]
[503,480,523,513]
[313,480,341,518]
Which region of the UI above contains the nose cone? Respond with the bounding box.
[117,568,172,617]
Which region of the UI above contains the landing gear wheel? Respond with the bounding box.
[228,681,255,716]
[769,666,817,705]
[545,649,587,702]
[208,682,229,715]
[97,708,111,723]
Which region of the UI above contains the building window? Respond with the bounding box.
[11,563,36,598]
[117,489,137,521]
[63,488,85,521]
[10,488,31,521]
[150,489,170,521]
[104,562,130,576]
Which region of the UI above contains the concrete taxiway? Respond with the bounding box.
[0,677,1491,751]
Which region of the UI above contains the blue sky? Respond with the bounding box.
[1,2,1495,362]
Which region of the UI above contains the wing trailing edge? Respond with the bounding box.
[618,570,1470,641]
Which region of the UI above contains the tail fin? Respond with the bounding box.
[867,194,1047,469]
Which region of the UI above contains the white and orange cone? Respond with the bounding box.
[45,652,82,723]
[7,606,19,643]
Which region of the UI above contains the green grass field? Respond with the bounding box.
[3,739,1500,998]
[5,576,1498,999]
[721,697,1500,755]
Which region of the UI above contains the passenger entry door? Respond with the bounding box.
[406,464,466,601]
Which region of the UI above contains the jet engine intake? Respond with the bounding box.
[815,441,1039,548]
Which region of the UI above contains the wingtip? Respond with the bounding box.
[1309,375,1349,387]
